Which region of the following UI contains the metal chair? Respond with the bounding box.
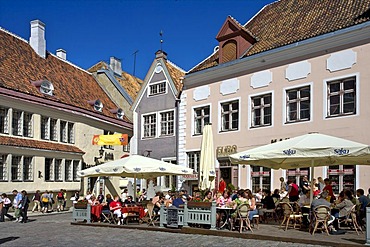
[311,205,331,235]
[146,202,159,226]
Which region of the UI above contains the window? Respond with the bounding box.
[161,159,177,190]
[50,118,58,141]
[45,158,53,181]
[287,168,310,187]
[23,112,33,137]
[143,114,156,138]
[65,160,72,181]
[251,93,272,127]
[67,122,74,144]
[11,155,22,181]
[327,76,356,117]
[251,166,271,193]
[221,100,239,131]
[54,159,62,181]
[60,121,67,143]
[23,156,33,181]
[149,81,166,96]
[73,160,80,182]
[12,110,22,136]
[0,154,8,181]
[94,100,103,112]
[0,107,9,134]
[286,86,310,122]
[328,165,356,194]
[187,151,201,174]
[41,116,49,140]
[194,106,210,135]
[160,111,174,136]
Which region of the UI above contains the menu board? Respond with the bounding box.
[166,206,178,228]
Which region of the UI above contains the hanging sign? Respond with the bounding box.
[92,134,128,146]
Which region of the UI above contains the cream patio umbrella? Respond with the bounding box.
[78,155,193,199]
[229,132,370,202]
[198,124,216,191]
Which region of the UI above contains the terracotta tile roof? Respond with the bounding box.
[0,135,85,154]
[190,0,370,73]
[165,60,185,92]
[88,61,143,101]
[0,28,132,125]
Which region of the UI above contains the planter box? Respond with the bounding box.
[187,201,212,209]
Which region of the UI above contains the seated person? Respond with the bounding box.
[123,196,136,206]
[192,192,202,202]
[311,191,331,209]
[90,195,100,206]
[258,190,276,219]
[272,189,281,200]
[203,190,213,202]
[164,194,172,208]
[110,195,123,225]
[298,190,311,207]
[172,194,185,208]
[356,188,370,221]
[152,192,164,214]
[332,190,354,229]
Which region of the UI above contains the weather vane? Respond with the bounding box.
[160,30,163,51]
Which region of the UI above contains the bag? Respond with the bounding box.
[42,197,49,203]
[51,198,55,204]
[57,192,64,199]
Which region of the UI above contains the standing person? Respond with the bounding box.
[97,188,104,204]
[48,191,54,212]
[12,190,22,222]
[1,193,14,221]
[72,191,80,205]
[218,177,226,193]
[317,177,325,192]
[280,177,288,193]
[56,189,65,212]
[41,191,49,213]
[300,176,310,195]
[32,190,41,212]
[322,178,336,203]
[287,179,299,202]
[20,190,30,223]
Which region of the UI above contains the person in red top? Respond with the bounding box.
[287,178,299,202]
[323,178,336,203]
[109,195,123,225]
[218,177,226,193]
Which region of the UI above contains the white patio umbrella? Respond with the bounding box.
[229,132,370,202]
[78,155,193,199]
[199,124,216,191]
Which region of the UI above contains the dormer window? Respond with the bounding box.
[110,108,125,119]
[88,99,103,112]
[31,80,54,96]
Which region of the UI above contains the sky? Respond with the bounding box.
[0,0,274,80]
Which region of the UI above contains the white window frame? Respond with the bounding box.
[147,80,167,97]
[142,112,157,139]
[283,82,313,125]
[0,106,9,134]
[60,120,67,143]
[11,155,22,181]
[248,91,274,129]
[218,97,241,133]
[187,151,201,174]
[323,73,359,120]
[250,165,271,193]
[23,156,33,181]
[192,104,211,136]
[0,154,8,181]
[65,160,73,182]
[45,158,54,182]
[54,159,63,182]
[73,160,81,182]
[159,110,175,137]
[12,109,23,136]
[159,157,177,190]
[68,122,75,144]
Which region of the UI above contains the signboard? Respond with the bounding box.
[181,174,198,181]
[216,145,237,158]
[92,134,128,146]
[166,206,178,228]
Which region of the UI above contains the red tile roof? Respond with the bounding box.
[165,60,185,92]
[0,28,132,125]
[190,0,370,73]
[0,135,85,154]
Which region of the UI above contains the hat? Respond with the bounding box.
[182,195,187,200]
[165,194,171,200]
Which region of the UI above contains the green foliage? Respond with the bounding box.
[227,183,235,191]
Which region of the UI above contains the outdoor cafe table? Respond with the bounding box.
[216,207,234,230]
[121,205,145,219]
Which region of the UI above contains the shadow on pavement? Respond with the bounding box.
[0,237,19,244]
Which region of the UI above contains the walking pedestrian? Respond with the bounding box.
[12,190,22,222]
[57,189,65,212]
[32,190,41,212]
[41,191,49,213]
[20,190,30,223]
[1,193,14,221]
[48,191,55,212]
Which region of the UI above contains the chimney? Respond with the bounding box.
[29,20,46,58]
[109,57,122,75]
[155,50,167,60]
[56,49,66,60]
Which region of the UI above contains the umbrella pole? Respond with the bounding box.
[134,174,137,201]
[310,160,314,204]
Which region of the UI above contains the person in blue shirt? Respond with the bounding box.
[356,188,370,222]
[12,190,23,222]
[172,194,185,208]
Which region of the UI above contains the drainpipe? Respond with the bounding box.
[175,92,182,190]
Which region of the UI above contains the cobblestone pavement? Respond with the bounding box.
[0,212,324,247]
